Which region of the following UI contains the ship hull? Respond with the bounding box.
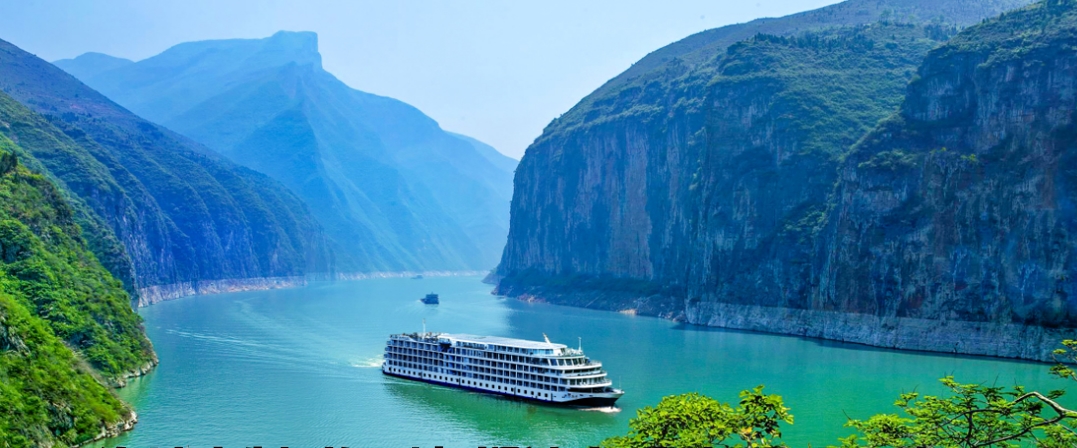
[383,370,622,407]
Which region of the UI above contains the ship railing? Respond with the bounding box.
[559,370,607,378]
[568,379,613,388]
[549,361,602,370]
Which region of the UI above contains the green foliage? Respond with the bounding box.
[0,293,132,447]
[0,91,139,295]
[0,42,332,292]
[601,387,793,448]
[1049,339,1077,382]
[0,139,154,446]
[836,377,1077,447]
[935,0,1077,68]
[713,24,952,161]
[857,150,921,171]
[603,339,1077,448]
[835,337,1077,447]
[0,150,14,175]
[0,138,153,378]
[780,208,827,244]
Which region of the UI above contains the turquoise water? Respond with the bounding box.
[93,276,1071,447]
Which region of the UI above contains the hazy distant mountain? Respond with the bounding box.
[53,51,132,79]
[0,38,333,303]
[56,31,517,272]
[449,132,519,176]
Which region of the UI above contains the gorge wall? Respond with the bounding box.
[0,39,335,304]
[495,0,1077,361]
[0,132,155,445]
[55,32,517,274]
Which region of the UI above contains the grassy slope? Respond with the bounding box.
[0,136,154,446]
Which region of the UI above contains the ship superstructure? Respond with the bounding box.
[382,332,623,406]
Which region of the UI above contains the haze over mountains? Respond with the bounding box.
[0,39,335,304]
[56,31,517,273]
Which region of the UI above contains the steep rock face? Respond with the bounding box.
[55,31,517,272]
[0,39,333,301]
[495,0,1077,360]
[499,23,953,296]
[811,0,1077,339]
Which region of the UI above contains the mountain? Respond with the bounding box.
[0,132,154,446]
[449,132,520,175]
[492,0,1077,361]
[54,31,518,272]
[52,52,132,80]
[0,38,333,304]
[812,0,1077,358]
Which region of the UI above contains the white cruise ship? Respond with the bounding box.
[382,332,624,406]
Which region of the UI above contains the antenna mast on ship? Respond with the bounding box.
[543,333,551,344]
[422,318,426,335]
[578,336,582,351]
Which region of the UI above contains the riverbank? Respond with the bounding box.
[90,276,1073,447]
[76,411,139,448]
[492,281,1077,363]
[135,271,489,306]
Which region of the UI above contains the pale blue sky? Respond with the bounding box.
[1,0,841,158]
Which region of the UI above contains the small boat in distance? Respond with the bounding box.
[420,293,439,304]
[382,332,624,406]
[412,274,423,279]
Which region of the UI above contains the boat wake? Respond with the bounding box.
[579,406,621,413]
[351,356,385,368]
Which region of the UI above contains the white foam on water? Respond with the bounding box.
[351,355,385,368]
[579,406,621,413]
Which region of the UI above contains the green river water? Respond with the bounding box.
[91,276,1071,447]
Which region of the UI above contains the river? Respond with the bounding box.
[91,276,1072,447]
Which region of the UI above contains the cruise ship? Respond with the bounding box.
[382,332,624,406]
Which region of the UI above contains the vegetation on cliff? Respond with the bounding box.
[820,0,1077,328]
[499,20,960,302]
[0,38,333,300]
[0,136,154,446]
[497,0,1077,358]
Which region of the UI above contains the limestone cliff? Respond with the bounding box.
[496,0,1077,360]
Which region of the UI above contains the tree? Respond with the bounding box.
[600,386,792,448]
[835,341,1077,447]
[600,341,1077,448]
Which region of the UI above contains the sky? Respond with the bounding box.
[0,0,842,158]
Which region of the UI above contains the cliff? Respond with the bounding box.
[496,0,1077,361]
[0,39,334,301]
[0,135,154,446]
[55,31,517,272]
[809,0,1077,355]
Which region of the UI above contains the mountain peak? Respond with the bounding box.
[53,51,134,80]
[139,30,323,75]
[262,30,321,68]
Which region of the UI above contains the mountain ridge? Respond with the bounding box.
[0,37,334,304]
[0,126,155,445]
[56,31,517,272]
[493,0,1076,361]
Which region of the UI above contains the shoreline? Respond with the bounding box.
[74,410,138,448]
[493,281,1077,363]
[135,271,490,307]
